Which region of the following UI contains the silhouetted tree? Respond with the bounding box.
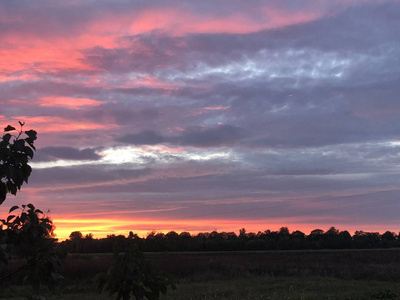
[239,228,247,239]
[291,230,306,240]
[69,231,83,240]
[381,231,396,248]
[338,230,352,248]
[85,233,94,240]
[353,231,380,248]
[278,227,290,238]
[0,123,37,205]
[96,240,175,300]
[309,229,324,240]
[381,231,396,241]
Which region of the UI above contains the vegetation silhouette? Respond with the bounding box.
[0,123,65,299]
[0,123,175,300]
[62,226,400,254]
[96,240,175,300]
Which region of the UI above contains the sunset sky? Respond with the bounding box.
[1,0,400,240]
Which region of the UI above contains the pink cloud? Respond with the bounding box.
[203,106,230,111]
[10,116,115,133]
[190,106,231,116]
[0,4,327,78]
[38,97,102,109]
[128,8,323,36]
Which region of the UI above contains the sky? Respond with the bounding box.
[1,0,400,240]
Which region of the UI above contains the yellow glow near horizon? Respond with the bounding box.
[51,214,395,241]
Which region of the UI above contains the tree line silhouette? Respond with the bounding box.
[63,226,400,253]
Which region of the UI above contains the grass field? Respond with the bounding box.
[2,249,400,299]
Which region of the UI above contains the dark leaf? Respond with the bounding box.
[24,138,36,150]
[0,183,7,203]
[25,130,37,141]
[24,146,34,159]
[7,183,17,195]
[4,125,15,132]
[14,139,25,151]
[2,133,11,143]
[9,205,19,213]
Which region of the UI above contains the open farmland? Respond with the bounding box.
[2,249,400,299]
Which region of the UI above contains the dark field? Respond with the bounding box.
[2,249,400,299]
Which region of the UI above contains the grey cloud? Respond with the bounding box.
[80,2,400,79]
[31,165,151,187]
[43,166,400,203]
[0,80,101,101]
[246,111,398,148]
[35,146,101,162]
[180,125,243,147]
[117,130,165,145]
[0,1,152,39]
[117,124,243,147]
[81,105,162,126]
[81,36,184,74]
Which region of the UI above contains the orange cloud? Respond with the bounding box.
[38,97,102,109]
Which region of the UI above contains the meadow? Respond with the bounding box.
[2,248,400,299]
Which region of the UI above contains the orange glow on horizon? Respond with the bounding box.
[51,214,398,242]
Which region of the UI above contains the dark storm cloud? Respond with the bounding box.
[35,146,101,162]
